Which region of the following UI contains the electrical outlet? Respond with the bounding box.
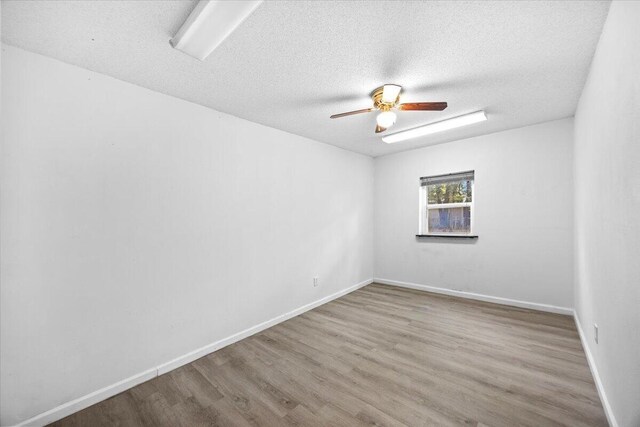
[594,324,599,344]
[313,276,319,287]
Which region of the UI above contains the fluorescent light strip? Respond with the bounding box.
[382,111,487,144]
[170,0,263,61]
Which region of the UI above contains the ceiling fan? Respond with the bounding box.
[330,84,447,134]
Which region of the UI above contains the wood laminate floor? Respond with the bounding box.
[51,284,607,426]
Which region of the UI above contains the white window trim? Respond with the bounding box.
[418,178,475,236]
[427,202,472,209]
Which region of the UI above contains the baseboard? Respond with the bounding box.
[373,278,615,424]
[156,278,373,375]
[15,368,157,427]
[573,312,618,427]
[373,278,573,315]
[16,278,373,427]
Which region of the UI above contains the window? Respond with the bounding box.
[419,171,474,236]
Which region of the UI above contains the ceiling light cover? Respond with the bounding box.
[376,111,397,128]
[170,0,263,61]
[381,84,402,103]
[382,111,487,143]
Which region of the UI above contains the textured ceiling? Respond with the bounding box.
[2,1,610,157]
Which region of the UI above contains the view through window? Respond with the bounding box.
[419,171,474,235]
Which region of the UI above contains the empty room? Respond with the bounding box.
[1,1,639,426]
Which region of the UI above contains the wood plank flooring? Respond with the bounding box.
[50,284,607,426]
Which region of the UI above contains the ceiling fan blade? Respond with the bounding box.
[330,108,373,119]
[375,124,387,133]
[398,102,448,111]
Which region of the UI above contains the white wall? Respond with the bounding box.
[0,45,373,425]
[374,119,574,309]
[573,2,640,426]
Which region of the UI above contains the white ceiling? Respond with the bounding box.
[2,0,610,157]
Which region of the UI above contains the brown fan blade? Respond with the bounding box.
[398,102,448,111]
[375,124,387,133]
[330,108,373,119]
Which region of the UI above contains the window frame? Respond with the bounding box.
[418,171,475,237]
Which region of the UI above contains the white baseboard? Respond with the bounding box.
[373,278,573,315]
[15,368,157,427]
[374,278,615,425]
[16,278,373,427]
[573,312,618,427]
[156,278,373,375]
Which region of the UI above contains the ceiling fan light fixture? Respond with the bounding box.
[376,111,397,128]
[381,84,402,104]
[382,111,487,144]
[329,84,448,135]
